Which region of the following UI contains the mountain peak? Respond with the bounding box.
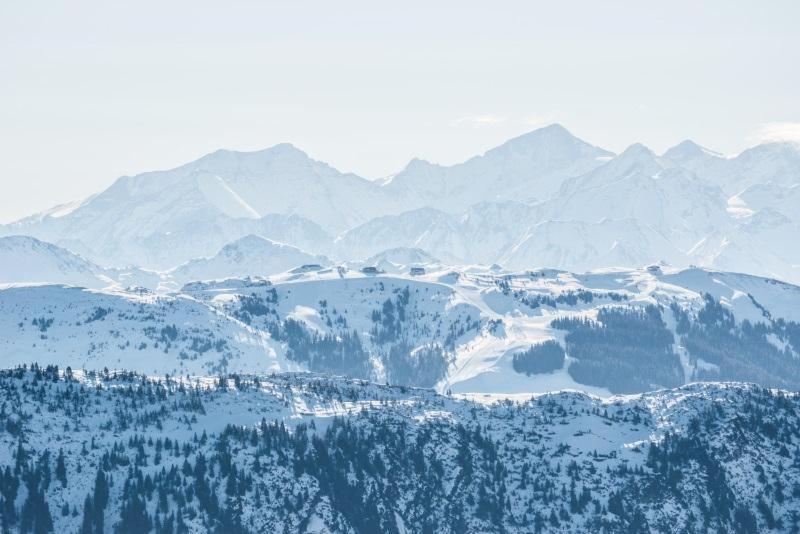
[500,123,585,150]
[567,143,663,187]
[663,140,723,161]
[613,143,660,168]
[222,234,281,251]
[403,157,437,172]
[738,140,800,160]
[260,142,307,156]
[203,142,310,163]
[620,143,655,157]
[481,124,614,169]
[528,123,572,137]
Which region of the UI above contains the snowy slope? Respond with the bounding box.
[0,235,162,290]
[333,208,467,263]
[335,202,542,265]
[550,144,731,251]
[499,218,687,273]
[185,273,485,387]
[687,215,800,284]
[0,283,289,376]
[0,236,113,289]
[3,265,800,395]
[735,182,800,222]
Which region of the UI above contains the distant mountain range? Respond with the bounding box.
[1,124,799,285]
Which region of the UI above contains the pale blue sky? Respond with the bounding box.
[1,0,798,222]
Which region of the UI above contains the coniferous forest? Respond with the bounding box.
[0,365,798,533]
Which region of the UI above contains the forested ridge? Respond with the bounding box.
[0,365,798,533]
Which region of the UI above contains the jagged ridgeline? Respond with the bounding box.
[4,125,800,286]
[1,366,799,533]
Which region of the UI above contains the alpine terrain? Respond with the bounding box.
[2,126,800,533]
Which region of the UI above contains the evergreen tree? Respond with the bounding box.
[55,450,67,487]
[92,468,109,533]
[116,495,152,533]
[80,495,94,534]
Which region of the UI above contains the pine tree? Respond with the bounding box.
[116,495,152,533]
[92,469,109,533]
[80,495,94,534]
[55,450,67,487]
[19,482,53,534]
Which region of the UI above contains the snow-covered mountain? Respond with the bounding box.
[0,282,287,376]
[1,146,351,268]
[551,144,732,251]
[1,369,798,533]
[334,208,470,263]
[381,124,614,210]
[688,213,800,283]
[334,202,542,265]
[0,235,111,288]
[734,182,800,223]
[499,218,687,273]
[346,246,442,274]
[664,139,800,195]
[0,235,161,290]
[4,265,800,394]
[168,235,332,286]
[4,125,800,285]
[661,139,731,188]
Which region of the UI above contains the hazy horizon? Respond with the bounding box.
[2,0,799,222]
